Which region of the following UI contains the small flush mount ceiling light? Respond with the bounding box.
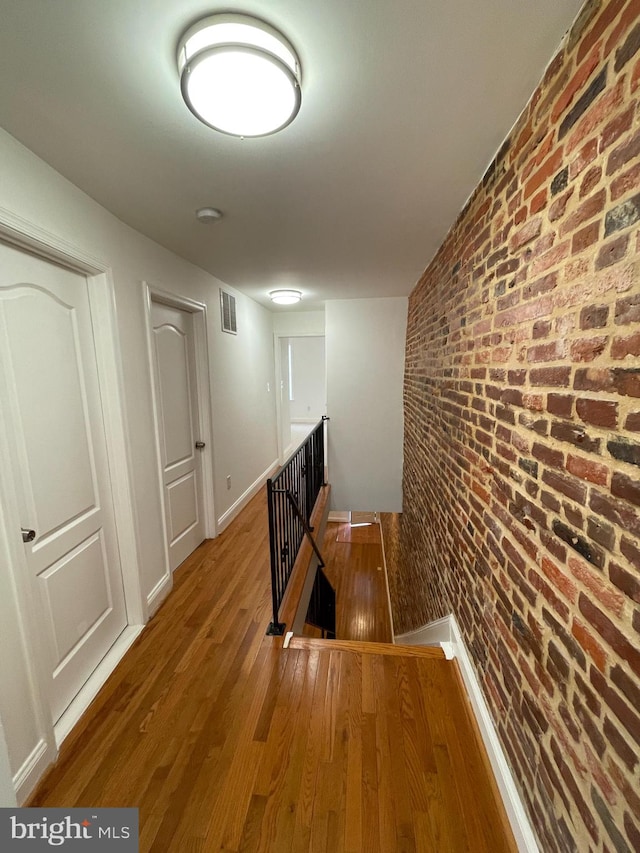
[269,289,302,305]
[196,206,223,223]
[177,13,302,137]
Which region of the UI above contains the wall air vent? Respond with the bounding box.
[220,289,237,335]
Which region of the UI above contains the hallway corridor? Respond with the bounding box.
[29,490,516,852]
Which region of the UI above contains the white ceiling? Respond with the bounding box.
[0,0,583,311]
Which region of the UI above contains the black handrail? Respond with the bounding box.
[266,417,328,635]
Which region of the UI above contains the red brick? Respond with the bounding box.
[524,276,557,305]
[609,562,640,604]
[600,105,635,152]
[549,188,574,222]
[610,162,640,201]
[573,222,600,256]
[607,757,640,819]
[579,165,602,198]
[530,189,547,214]
[567,454,609,486]
[568,555,625,617]
[553,42,603,123]
[590,490,640,538]
[524,149,564,200]
[580,304,609,329]
[633,54,640,92]
[615,293,640,325]
[532,442,564,468]
[580,593,640,678]
[510,216,543,251]
[572,618,607,672]
[595,233,630,269]
[531,241,571,275]
[593,665,640,748]
[559,189,606,237]
[527,340,566,363]
[611,472,640,507]
[626,412,640,430]
[612,331,640,359]
[607,127,640,176]
[530,366,571,387]
[576,397,618,427]
[577,0,626,64]
[567,78,626,155]
[570,336,608,363]
[540,556,578,601]
[570,138,599,179]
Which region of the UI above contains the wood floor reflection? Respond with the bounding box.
[29,491,516,852]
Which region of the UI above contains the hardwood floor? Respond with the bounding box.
[29,490,516,852]
[317,521,393,643]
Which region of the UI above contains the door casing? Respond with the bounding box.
[143,283,216,608]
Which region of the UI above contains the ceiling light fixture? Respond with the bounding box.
[177,13,302,137]
[269,289,302,305]
[195,207,223,223]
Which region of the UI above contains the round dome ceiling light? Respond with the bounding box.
[177,13,302,138]
[195,206,223,223]
[269,289,302,305]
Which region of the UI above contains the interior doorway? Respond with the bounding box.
[145,287,215,576]
[275,334,326,462]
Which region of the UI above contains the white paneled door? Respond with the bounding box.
[0,242,127,724]
[151,301,205,571]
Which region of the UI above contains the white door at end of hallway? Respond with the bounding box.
[150,300,206,571]
[0,241,128,724]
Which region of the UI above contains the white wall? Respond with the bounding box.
[0,127,278,801]
[272,310,325,336]
[326,298,407,513]
[289,336,326,422]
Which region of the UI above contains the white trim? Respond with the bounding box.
[378,518,396,640]
[0,205,108,275]
[142,284,217,585]
[395,615,452,647]
[89,274,146,626]
[400,613,540,853]
[147,573,173,617]
[13,739,53,806]
[290,417,318,424]
[328,511,351,523]
[54,626,143,747]
[217,459,279,533]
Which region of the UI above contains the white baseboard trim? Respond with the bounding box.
[395,615,452,647]
[147,573,173,617]
[378,519,396,639]
[14,739,54,805]
[54,625,144,748]
[217,459,279,534]
[328,511,350,523]
[399,613,539,853]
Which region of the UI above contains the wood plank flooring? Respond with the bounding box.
[317,521,393,643]
[29,490,516,852]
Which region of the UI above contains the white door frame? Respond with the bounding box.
[0,205,145,802]
[143,284,216,592]
[273,332,327,464]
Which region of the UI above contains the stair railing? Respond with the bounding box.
[266,417,330,635]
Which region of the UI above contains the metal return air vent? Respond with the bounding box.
[220,289,237,334]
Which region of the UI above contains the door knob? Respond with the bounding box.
[21,528,36,543]
[195,441,206,449]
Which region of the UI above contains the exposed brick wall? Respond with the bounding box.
[398,2,640,850]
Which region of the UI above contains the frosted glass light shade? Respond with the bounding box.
[270,290,302,305]
[177,14,302,137]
